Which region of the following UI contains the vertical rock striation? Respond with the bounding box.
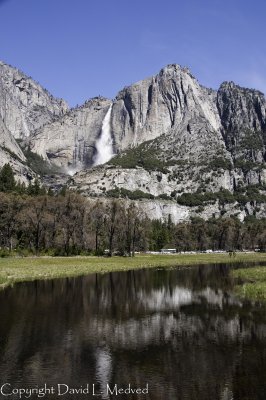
[0,117,32,182]
[217,82,266,164]
[0,61,68,139]
[29,97,112,171]
[111,64,222,151]
[1,60,266,214]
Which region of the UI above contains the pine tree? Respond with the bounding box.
[0,164,16,192]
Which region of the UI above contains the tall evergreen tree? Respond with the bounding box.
[0,164,16,192]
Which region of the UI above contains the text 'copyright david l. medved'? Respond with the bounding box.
[0,383,149,398]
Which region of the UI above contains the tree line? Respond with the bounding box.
[0,164,265,256]
[0,191,265,256]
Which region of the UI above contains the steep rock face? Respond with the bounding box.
[217,82,266,163]
[71,165,233,197]
[69,67,266,211]
[1,60,266,220]
[0,118,32,183]
[30,64,227,171]
[218,82,266,134]
[68,69,266,220]
[29,97,112,172]
[130,198,266,223]
[69,164,266,221]
[27,64,266,178]
[111,64,222,151]
[0,61,68,139]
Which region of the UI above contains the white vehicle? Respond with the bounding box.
[161,249,177,254]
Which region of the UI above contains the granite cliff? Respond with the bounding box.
[29,64,224,169]
[29,97,112,172]
[0,61,265,221]
[0,117,32,183]
[0,61,68,139]
[28,64,266,177]
[68,65,266,222]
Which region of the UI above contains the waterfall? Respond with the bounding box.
[94,104,114,166]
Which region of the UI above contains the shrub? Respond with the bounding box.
[158,193,172,200]
[209,157,232,171]
[177,188,266,207]
[22,147,61,175]
[109,142,169,173]
[106,187,155,200]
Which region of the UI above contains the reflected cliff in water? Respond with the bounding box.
[1,264,266,399]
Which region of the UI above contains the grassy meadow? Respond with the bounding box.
[1,252,266,289]
[232,266,266,301]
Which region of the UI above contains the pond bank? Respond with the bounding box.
[1,253,266,290]
[232,266,266,301]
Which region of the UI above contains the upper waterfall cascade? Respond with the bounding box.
[94,105,114,166]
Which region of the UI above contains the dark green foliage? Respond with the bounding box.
[149,215,266,252]
[105,187,120,198]
[176,191,217,207]
[0,164,47,196]
[234,158,264,173]
[149,218,173,250]
[106,187,155,200]
[109,141,169,173]
[238,130,264,152]
[0,164,16,192]
[59,185,67,196]
[170,190,177,198]
[15,181,27,194]
[0,146,24,163]
[234,184,266,205]
[27,179,46,196]
[158,193,172,200]
[22,147,61,176]
[0,189,265,255]
[106,187,172,201]
[209,157,232,171]
[216,189,236,205]
[177,188,266,207]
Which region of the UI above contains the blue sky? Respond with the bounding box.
[0,0,265,106]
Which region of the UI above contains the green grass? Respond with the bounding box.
[232,266,266,301]
[0,253,266,289]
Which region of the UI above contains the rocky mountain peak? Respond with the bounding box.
[0,60,266,222]
[82,96,111,109]
[110,63,222,153]
[217,80,266,134]
[0,61,68,139]
[219,80,265,97]
[159,63,195,79]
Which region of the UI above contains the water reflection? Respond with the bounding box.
[0,264,266,399]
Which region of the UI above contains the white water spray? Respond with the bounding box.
[94,105,114,166]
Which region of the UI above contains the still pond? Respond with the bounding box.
[0,263,266,399]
